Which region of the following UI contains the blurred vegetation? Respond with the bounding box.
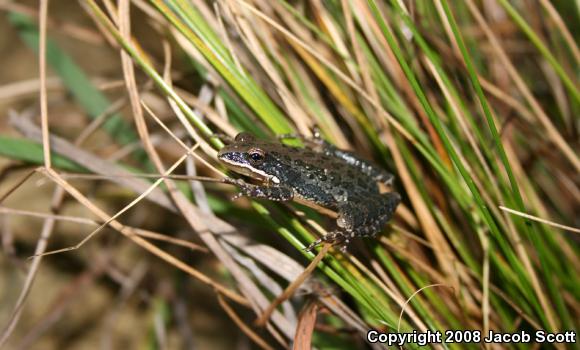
[0,0,578,349]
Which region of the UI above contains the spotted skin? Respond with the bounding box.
[218,132,401,251]
[278,133,395,186]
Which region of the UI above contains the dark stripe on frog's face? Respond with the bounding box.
[218,151,281,184]
[217,134,284,183]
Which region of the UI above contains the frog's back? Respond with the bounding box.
[267,145,381,205]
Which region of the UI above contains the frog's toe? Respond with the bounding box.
[304,238,323,252]
[338,240,350,253]
[231,192,245,201]
[223,177,245,186]
[222,177,236,184]
[305,231,349,252]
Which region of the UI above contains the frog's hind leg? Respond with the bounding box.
[370,192,402,236]
[305,192,400,252]
[338,193,401,239]
[305,200,370,252]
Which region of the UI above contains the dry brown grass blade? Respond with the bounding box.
[386,125,457,281]
[174,86,238,137]
[9,115,176,211]
[346,250,434,333]
[217,294,275,350]
[219,234,372,337]
[222,1,311,135]
[356,1,453,168]
[0,206,208,252]
[117,3,298,339]
[38,0,50,169]
[233,0,416,145]
[38,167,249,306]
[436,3,561,331]
[129,228,208,252]
[220,243,292,347]
[292,300,319,350]
[255,243,330,327]
[423,57,500,200]
[0,188,58,348]
[397,283,450,333]
[464,0,580,173]
[499,206,580,234]
[0,206,96,225]
[0,2,55,345]
[58,172,221,183]
[0,77,61,101]
[13,257,107,350]
[538,0,580,64]
[140,101,222,175]
[31,147,194,258]
[0,169,37,205]
[74,96,129,146]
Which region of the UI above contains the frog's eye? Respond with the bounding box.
[248,148,265,163]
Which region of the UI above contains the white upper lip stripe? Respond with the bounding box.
[220,157,280,184]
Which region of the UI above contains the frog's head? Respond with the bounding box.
[217,132,282,184]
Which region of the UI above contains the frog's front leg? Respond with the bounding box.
[224,178,294,201]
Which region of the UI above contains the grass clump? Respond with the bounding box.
[0,0,577,348]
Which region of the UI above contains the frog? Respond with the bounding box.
[217,131,401,251]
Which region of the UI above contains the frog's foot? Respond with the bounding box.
[305,231,350,253]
